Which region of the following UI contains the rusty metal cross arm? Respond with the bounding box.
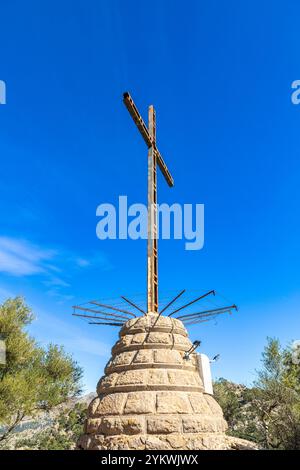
[123,92,174,187]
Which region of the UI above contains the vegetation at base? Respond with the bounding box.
[214,337,300,449]
[0,297,83,445]
[15,403,87,450]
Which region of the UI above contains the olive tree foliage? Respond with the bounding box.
[214,337,300,449]
[0,297,83,444]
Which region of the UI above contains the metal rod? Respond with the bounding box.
[184,315,224,326]
[178,304,237,320]
[121,296,146,315]
[72,312,129,323]
[88,321,124,327]
[168,290,216,317]
[89,301,136,317]
[72,305,131,321]
[159,289,186,316]
[183,318,212,326]
[147,104,158,314]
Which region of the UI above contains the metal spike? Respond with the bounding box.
[72,305,130,321]
[159,289,186,316]
[168,290,215,317]
[72,312,128,323]
[88,321,124,327]
[121,296,146,315]
[178,305,237,321]
[89,301,136,317]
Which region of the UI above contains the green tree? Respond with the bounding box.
[15,402,87,450]
[214,378,261,443]
[251,337,300,449]
[214,338,300,449]
[0,297,83,445]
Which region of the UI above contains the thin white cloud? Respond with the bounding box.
[43,277,71,288]
[0,237,54,276]
[75,258,90,268]
[0,236,112,303]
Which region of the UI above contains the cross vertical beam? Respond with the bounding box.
[147,105,158,314]
[123,92,174,316]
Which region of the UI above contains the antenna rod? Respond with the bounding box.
[73,305,131,321]
[159,289,186,316]
[179,305,237,321]
[183,318,212,326]
[72,312,127,323]
[89,301,136,317]
[88,321,124,327]
[121,296,146,315]
[168,290,215,317]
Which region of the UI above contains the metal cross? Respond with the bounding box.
[123,92,174,314]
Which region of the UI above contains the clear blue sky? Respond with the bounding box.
[0,0,300,392]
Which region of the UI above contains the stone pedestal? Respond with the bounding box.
[78,314,258,450]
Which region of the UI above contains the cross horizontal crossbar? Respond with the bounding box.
[123,92,174,187]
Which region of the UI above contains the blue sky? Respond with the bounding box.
[0,0,300,392]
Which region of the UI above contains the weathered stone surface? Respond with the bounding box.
[148,369,168,385]
[156,392,192,414]
[147,416,181,434]
[147,332,171,344]
[226,436,261,450]
[168,370,197,386]
[96,393,126,415]
[99,416,123,435]
[86,418,102,434]
[87,397,101,417]
[112,351,134,366]
[204,393,224,415]
[131,333,147,344]
[133,349,153,363]
[99,416,144,435]
[124,392,156,414]
[144,436,170,450]
[182,416,225,433]
[116,369,146,386]
[97,373,117,393]
[188,392,212,414]
[154,349,182,364]
[173,334,192,348]
[121,416,144,435]
[166,434,187,449]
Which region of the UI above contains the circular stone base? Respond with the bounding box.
[77,433,259,451]
[78,315,260,451]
